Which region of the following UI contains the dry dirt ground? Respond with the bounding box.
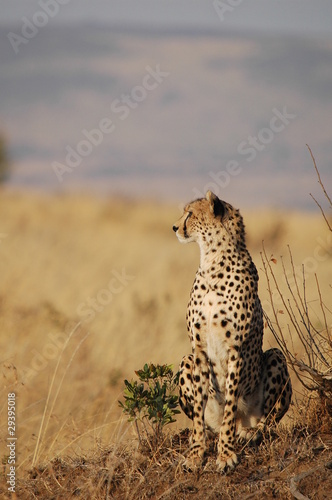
[14,408,332,499]
[0,190,331,498]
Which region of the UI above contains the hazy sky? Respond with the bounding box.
[1,1,332,208]
[1,0,332,37]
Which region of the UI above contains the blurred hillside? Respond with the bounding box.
[1,25,332,207]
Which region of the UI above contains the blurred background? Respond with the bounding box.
[1,0,332,471]
[1,0,332,208]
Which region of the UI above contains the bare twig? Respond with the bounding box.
[307,144,332,231]
[307,144,332,207]
[263,312,315,391]
[309,193,331,231]
[315,274,329,343]
[261,240,331,402]
[295,361,332,387]
[289,466,321,500]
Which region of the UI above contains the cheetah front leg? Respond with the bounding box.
[179,354,194,420]
[216,347,242,473]
[183,350,209,470]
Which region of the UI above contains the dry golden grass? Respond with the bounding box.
[13,402,332,499]
[0,189,331,498]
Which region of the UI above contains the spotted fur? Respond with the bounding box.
[173,191,292,472]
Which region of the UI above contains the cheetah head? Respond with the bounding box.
[173,191,245,247]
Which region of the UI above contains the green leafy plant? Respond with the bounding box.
[118,363,180,448]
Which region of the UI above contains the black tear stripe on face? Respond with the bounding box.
[183,212,192,238]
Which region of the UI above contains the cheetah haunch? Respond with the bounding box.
[173,191,292,473]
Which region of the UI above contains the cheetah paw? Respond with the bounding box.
[216,452,239,473]
[237,428,262,445]
[182,453,204,472]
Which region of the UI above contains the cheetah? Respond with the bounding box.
[173,191,292,473]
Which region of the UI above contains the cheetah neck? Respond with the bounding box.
[198,239,247,274]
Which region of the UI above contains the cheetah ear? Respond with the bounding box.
[206,191,226,218]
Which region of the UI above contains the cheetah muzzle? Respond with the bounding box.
[173,191,292,473]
